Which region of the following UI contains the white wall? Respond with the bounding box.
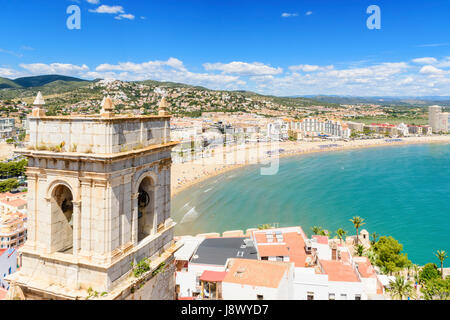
[0,249,17,290]
[293,267,329,300]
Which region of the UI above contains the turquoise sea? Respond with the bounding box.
[172,144,450,266]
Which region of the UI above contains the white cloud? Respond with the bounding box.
[419,65,446,75]
[305,11,313,16]
[0,67,23,78]
[289,64,333,72]
[19,63,89,76]
[412,57,438,65]
[86,0,100,4]
[4,58,450,96]
[89,5,124,14]
[281,13,298,18]
[203,62,283,76]
[115,14,135,20]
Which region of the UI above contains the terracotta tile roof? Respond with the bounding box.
[0,199,27,208]
[200,271,228,283]
[355,257,377,278]
[320,260,360,282]
[253,228,309,267]
[312,235,329,245]
[0,288,7,300]
[223,258,291,289]
[257,244,290,257]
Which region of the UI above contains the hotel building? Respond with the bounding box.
[429,105,450,133]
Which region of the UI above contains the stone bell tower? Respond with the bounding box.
[6,95,180,300]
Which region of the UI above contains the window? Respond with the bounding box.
[8,267,11,274]
[340,294,347,300]
[355,294,361,300]
[307,292,314,300]
[257,295,264,300]
[329,293,335,300]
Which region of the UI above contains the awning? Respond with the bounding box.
[200,271,227,283]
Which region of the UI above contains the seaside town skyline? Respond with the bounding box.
[0,0,449,304]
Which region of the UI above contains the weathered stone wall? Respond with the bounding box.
[28,117,170,154]
[124,256,176,300]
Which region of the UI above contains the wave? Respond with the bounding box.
[180,207,200,224]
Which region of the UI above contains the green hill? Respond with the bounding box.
[12,75,87,88]
[0,77,21,89]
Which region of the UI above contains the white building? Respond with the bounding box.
[221,258,294,300]
[429,105,450,133]
[0,248,17,290]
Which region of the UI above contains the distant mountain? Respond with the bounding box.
[2,74,88,88]
[0,77,21,89]
[301,95,450,107]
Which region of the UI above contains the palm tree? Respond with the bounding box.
[435,250,448,279]
[336,228,347,245]
[311,226,323,235]
[355,244,365,257]
[370,232,379,246]
[387,276,416,300]
[349,216,366,245]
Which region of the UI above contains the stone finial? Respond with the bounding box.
[158,96,170,116]
[103,97,114,112]
[100,96,115,118]
[33,91,45,106]
[32,91,46,117]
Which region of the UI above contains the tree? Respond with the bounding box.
[311,226,323,235]
[0,178,19,193]
[387,276,416,300]
[349,216,366,245]
[372,236,411,275]
[336,228,347,245]
[420,277,450,300]
[435,250,448,280]
[419,263,441,284]
[355,244,365,257]
[370,232,379,246]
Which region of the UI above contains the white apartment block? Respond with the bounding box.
[284,118,351,139]
[429,105,450,133]
[0,118,16,139]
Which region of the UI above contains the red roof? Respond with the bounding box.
[199,271,227,283]
[355,257,377,278]
[0,249,7,256]
[1,198,27,207]
[320,260,360,282]
[253,228,309,267]
[0,288,7,300]
[258,244,290,257]
[312,235,329,245]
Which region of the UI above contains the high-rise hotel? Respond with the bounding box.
[429,105,450,133]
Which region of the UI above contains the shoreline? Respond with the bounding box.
[171,135,450,197]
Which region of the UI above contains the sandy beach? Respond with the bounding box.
[171,135,450,197]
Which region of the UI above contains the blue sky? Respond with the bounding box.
[1,0,450,96]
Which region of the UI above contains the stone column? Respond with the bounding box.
[79,179,92,258]
[24,172,38,250]
[153,185,161,234]
[131,192,139,245]
[72,200,81,256]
